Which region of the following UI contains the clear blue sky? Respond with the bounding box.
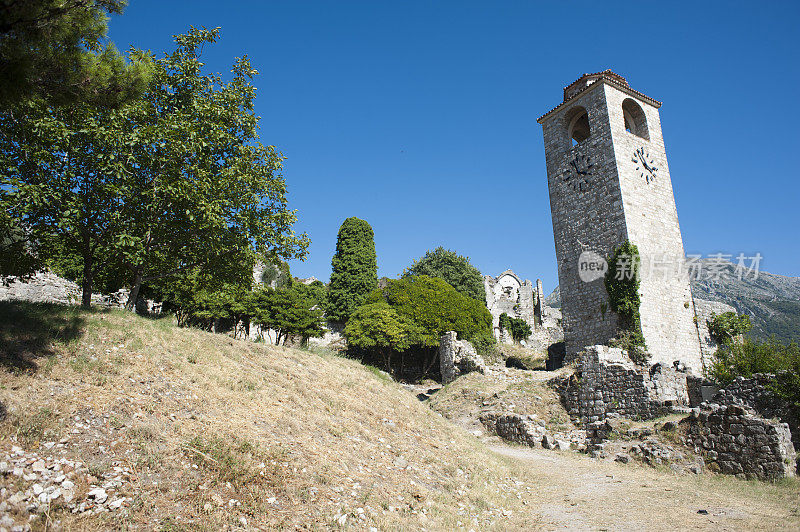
[108,1,800,291]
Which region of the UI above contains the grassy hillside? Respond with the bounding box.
[1,302,799,530]
[0,302,546,530]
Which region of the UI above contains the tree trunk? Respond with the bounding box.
[125,267,143,311]
[81,235,93,309]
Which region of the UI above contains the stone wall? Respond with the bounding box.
[693,298,737,370]
[710,373,798,449]
[686,404,796,480]
[553,345,688,424]
[438,332,485,384]
[0,272,155,312]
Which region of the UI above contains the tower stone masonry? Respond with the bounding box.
[537,70,703,374]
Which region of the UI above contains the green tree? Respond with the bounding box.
[343,301,414,373]
[249,286,324,345]
[119,27,309,309]
[0,27,309,309]
[0,0,151,108]
[0,101,134,307]
[327,217,377,322]
[378,276,492,347]
[403,246,485,302]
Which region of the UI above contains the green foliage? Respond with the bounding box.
[707,311,752,346]
[498,312,532,343]
[402,246,485,302]
[0,27,309,308]
[604,241,648,363]
[0,0,152,108]
[709,337,800,416]
[343,302,414,354]
[327,217,377,322]
[260,259,292,289]
[249,285,325,345]
[379,276,492,347]
[469,330,498,361]
[608,329,649,365]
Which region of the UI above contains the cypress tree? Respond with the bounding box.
[327,217,378,322]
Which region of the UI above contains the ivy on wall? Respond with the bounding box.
[604,241,648,364]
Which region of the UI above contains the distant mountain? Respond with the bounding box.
[542,260,800,344]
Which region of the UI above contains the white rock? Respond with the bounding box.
[61,479,74,490]
[32,484,43,496]
[31,460,46,472]
[87,487,107,504]
[50,487,62,500]
[108,498,125,509]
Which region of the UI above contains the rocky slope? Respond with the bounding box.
[544,260,800,343]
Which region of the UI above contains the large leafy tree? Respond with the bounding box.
[0,0,150,108]
[327,217,377,322]
[378,276,492,347]
[0,27,309,308]
[118,27,309,309]
[0,101,135,307]
[402,246,485,302]
[349,275,493,377]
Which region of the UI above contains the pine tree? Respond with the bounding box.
[327,217,377,322]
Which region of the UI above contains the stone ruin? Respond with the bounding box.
[549,345,798,480]
[483,270,563,351]
[553,345,689,425]
[438,331,485,384]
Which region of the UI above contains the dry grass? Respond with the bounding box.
[1,301,798,530]
[0,303,549,530]
[428,369,575,433]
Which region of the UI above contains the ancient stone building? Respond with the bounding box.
[483,270,537,341]
[537,71,703,373]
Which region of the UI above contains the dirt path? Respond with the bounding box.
[489,443,800,531]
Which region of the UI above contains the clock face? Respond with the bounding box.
[632,147,658,184]
[563,154,594,192]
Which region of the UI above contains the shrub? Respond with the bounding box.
[498,312,532,343]
[707,311,751,345]
[709,337,800,416]
[327,217,377,322]
[347,276,493,379]
[249,286,325,345]
[402,247,485,302]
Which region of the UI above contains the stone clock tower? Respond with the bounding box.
[537,70,703,374]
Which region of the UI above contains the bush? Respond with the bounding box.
[402,247,485,302]
[327,217,377,322]
[707,311,751,345]
[498,312,532,343]
[347,275,493,379]
[709,337,800,415]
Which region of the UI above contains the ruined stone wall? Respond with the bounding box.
[686,404,796,480]
[553,345,688,424]
[438,332,484,384]
[693,298,737,370]
[484,270,536,343]
[0,272,153,312]
[710,373,798,449]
